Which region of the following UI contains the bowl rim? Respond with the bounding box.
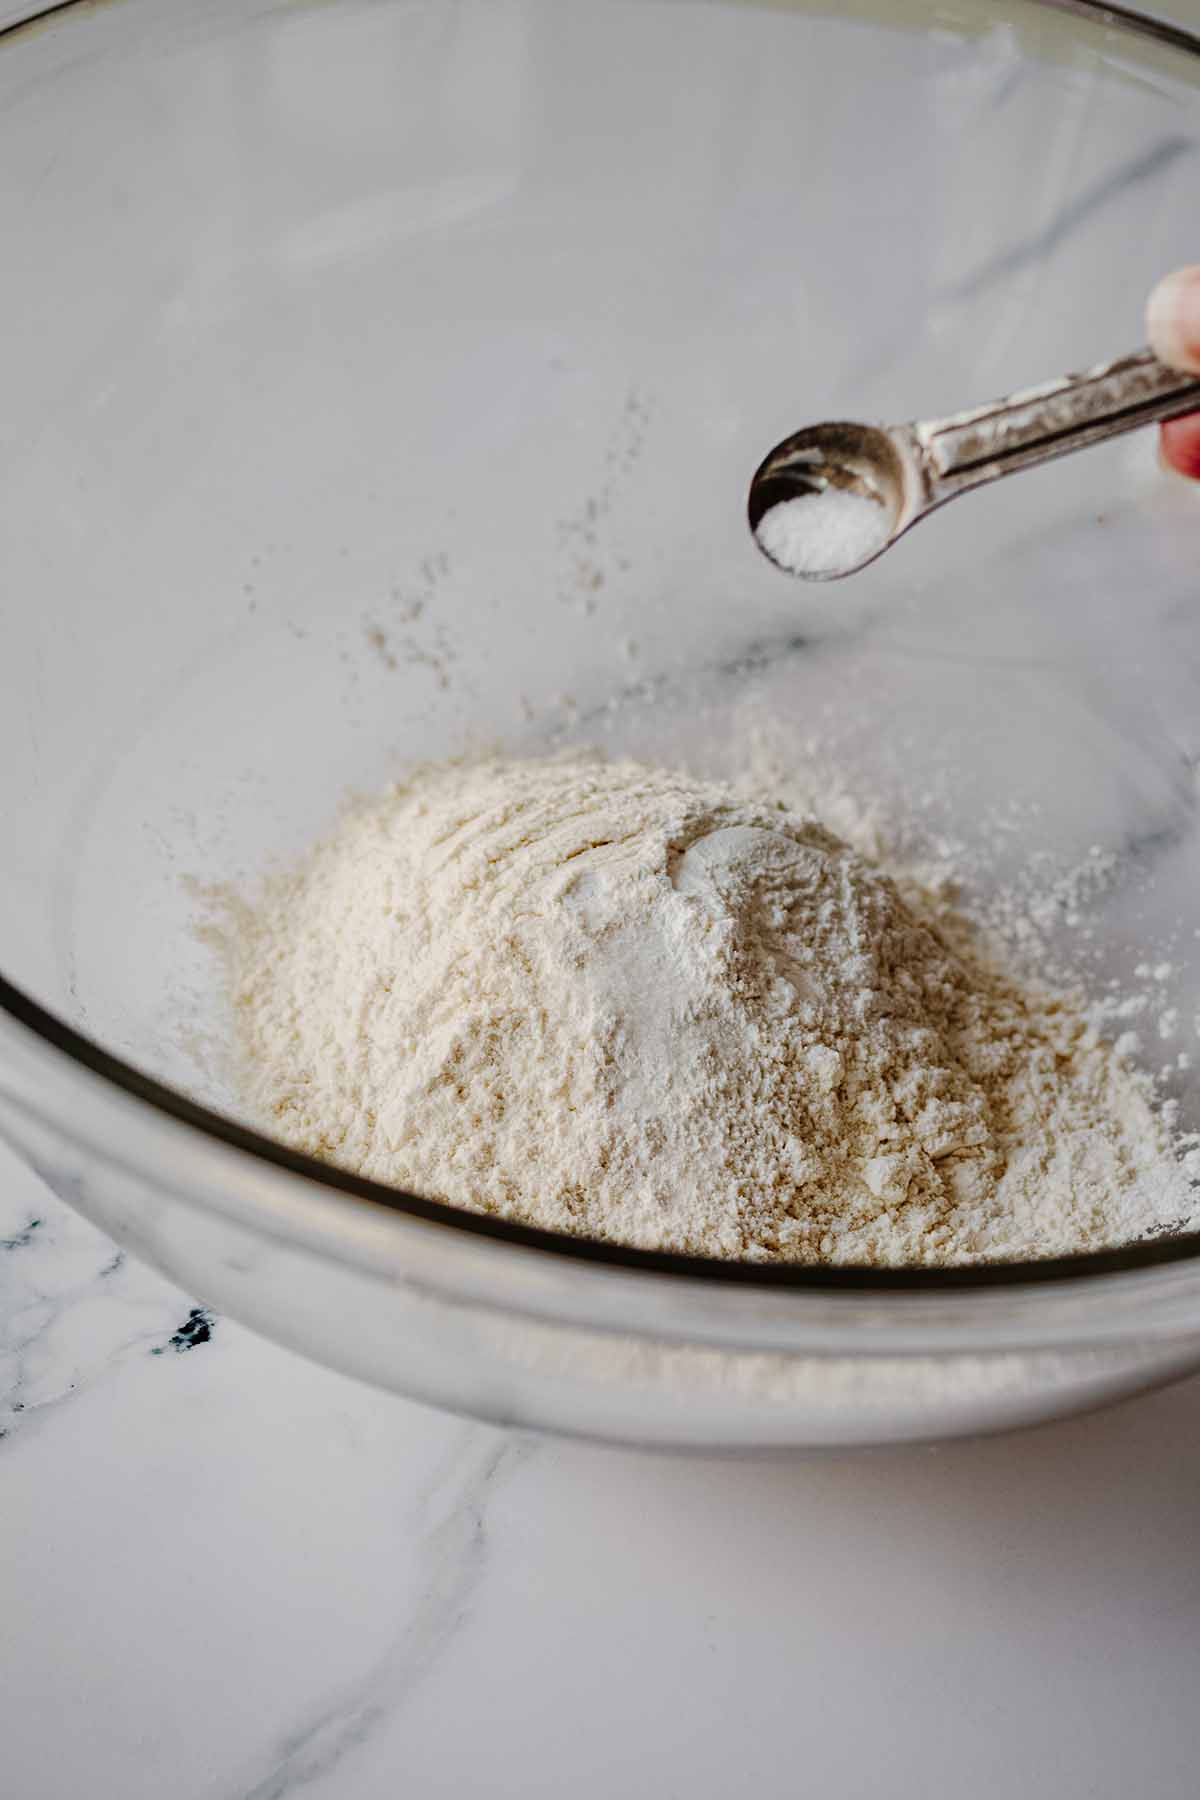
[3,0,1200,1296]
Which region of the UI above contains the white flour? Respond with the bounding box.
[230,754,1197,1266]
[755,489,891,576]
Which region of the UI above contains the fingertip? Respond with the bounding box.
[1147,265,1200,373]
[1160,415,1200,481]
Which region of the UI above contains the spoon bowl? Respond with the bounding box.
[747,421,912,579]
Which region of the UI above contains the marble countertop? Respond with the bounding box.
[5,1134,1200,1800]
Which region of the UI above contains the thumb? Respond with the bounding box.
[1147,265,1200,372]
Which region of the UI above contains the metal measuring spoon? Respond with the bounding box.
[748,349,1200,581]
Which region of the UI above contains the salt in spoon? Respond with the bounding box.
[748,348,1200,581]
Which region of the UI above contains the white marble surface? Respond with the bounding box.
[5,1131,1200,1800]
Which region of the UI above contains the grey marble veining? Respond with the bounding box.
[235,1432,535,1800]
[0,1166,200,1445]
[939,135,1195,303]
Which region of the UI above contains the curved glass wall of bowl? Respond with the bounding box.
[2,0,1200,1445]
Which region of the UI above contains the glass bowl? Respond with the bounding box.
[3,0,1200,1449]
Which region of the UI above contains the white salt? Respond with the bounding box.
[755,487,891,577]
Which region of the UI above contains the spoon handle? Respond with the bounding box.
[914,348,1200,499]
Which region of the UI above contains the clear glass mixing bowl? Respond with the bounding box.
[3,0,1200,1449]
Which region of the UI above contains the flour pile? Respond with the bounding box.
[230,755,1196,1265]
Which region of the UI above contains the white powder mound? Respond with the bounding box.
[230,754,1196,1266]
[754,488,892,576]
